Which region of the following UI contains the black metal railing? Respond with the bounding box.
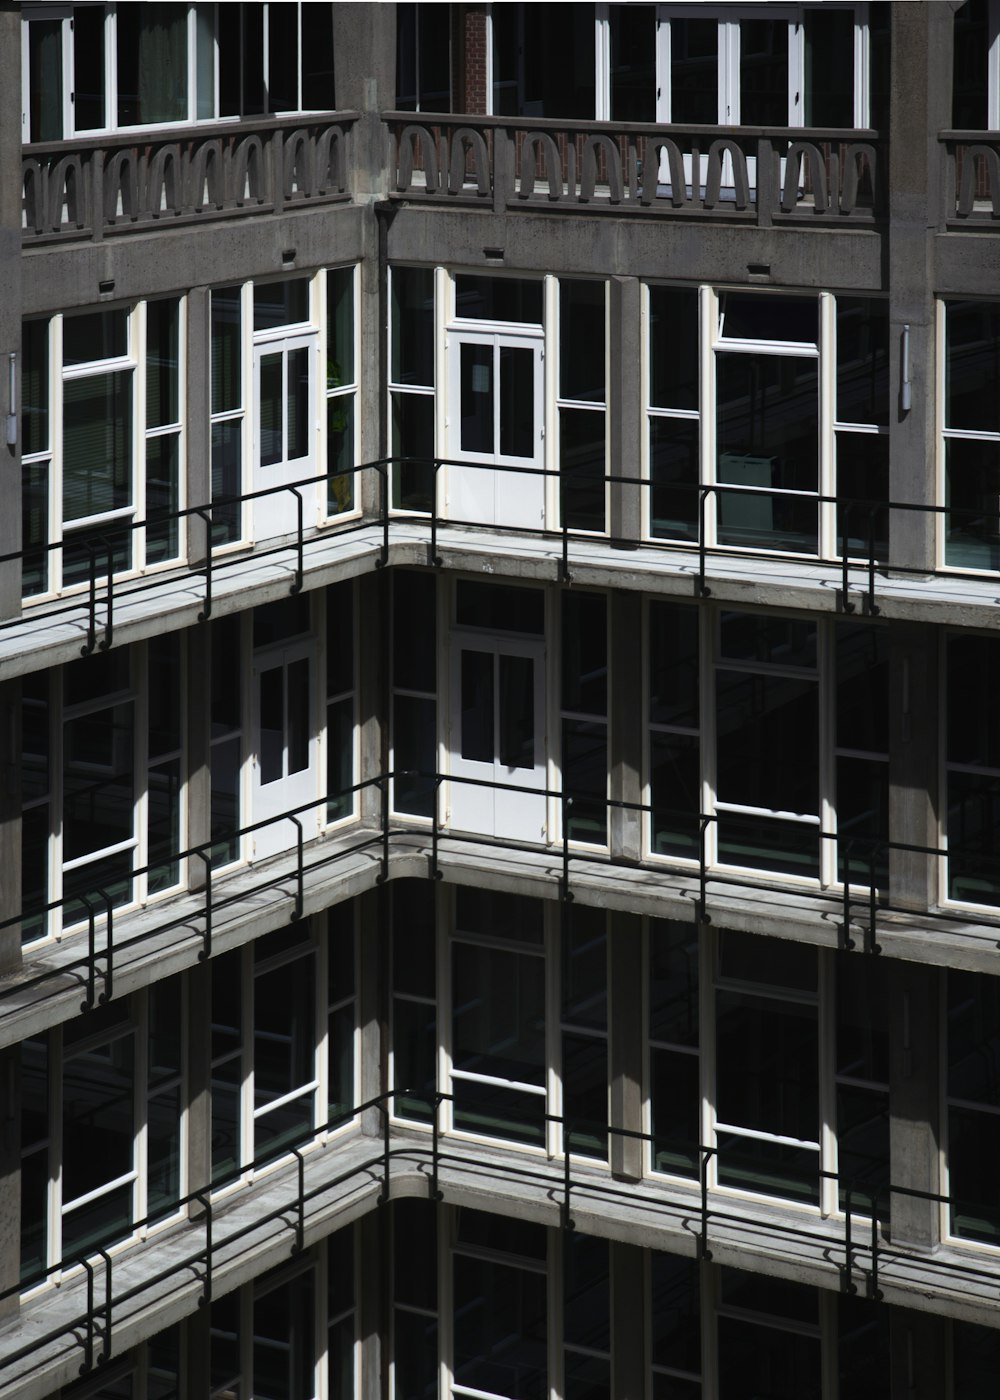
[5,1079,1000,1386]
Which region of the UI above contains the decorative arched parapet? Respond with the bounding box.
[232,133,267,206]
[189,137,224,213]
[517,130,564,201]
[640,137,686,206]
[703,139,750,209]
[145,143,183,218]
[840,142,878,214]
[22,159,46,234]
[579,133,623,203]
[104,148,140,223]
[314,124,346,194]
[283,128,314,200]
[781,140,829,214]
[956,142,1000,217]
[448,126,491,196]
[396,124,440,193]
[47,153,87,232]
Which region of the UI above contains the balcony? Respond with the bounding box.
[21,113,357,245]
[941,131,1000,223]
[387,112,884,227]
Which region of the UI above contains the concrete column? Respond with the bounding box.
[0,2,23,619]
[888,960,942,1251]
[182,1286,212,1395]
[890,1306,948,1400]
[0,1045,20,1317]
[357,569,389,830]
[887,4,954,574]
[888,622,938,912]
[610,590,642,863]
[358,888,386,1140]
[609,276,643,545]
[185,287,211,568]
[333,4,396,201]
[0,678,22,972]
[610,1240,645,1400]
[609,910,643,1181]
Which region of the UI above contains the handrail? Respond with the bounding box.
[7,456,1000,657]
[4,1083,1000,1383]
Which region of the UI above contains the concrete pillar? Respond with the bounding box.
[609,276,642,545]
[610,1240,645,1400]
[0,2,23,619]
[358,889,386,1140]
[609,591,642,863]
[185,287,211,567]
[357,569,389,831]
[887,4,954,574]
[0,678,22,971]
[888,960,942,1251]
[333,4,396,201]
[609,910,643,1181]
[890,1306,948,1400]
[888,623,939,912]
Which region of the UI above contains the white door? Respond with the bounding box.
[446,331,545,530]
[447,634,547,843]
[252,332,317,542]
[250,639,319,860]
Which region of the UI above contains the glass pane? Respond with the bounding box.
[610,4,655,122]
[717,989,818,1142]
[393,694,437,818]
[945,436,1000,571]
[22,319,49,456]
[212,287,242,414]
[253,593,311,647]
[562,1030,608,1156]
[63,1031,135,1205]
[287,657,310,775]
[650,289,699,410]
[651,1045,699,1176]
[562,718,607,841]
[650,1251,701,1375]
[720,294,818,346]
[254,278,310,331]
[460,650,494,763]
[836,299,889,427]
[302,3,336,110]
[803,9,854,127]
[453,1254,547,1400]
[560,281,605,402]
[254,952,315,1106]
[670,17,718,124]
[650,416,699,542]
[62,1183,133,1259]
[740,19,789,127]
[63,701,135,860]
[326,695,353,822]
[391,393,436,510]
[267,1,298,112]
[393,995,437,1123]
[716,669,818,813]
[259,353,283,468]
[560,408,606,532]
[720,611,817,668]
[649,602,699,727]
[498,653,534,769]
[455,276,544,324]
[948,770,1000,905]
[394,569,437,693]
[211,418,243,546]
[147,756,181,893]
[259,665,284,784]
[63,371,133,521]
[146,433,180,563]
[327,268,354,388]
[390,267,435,386]
[117,3,188,126]
[254,1269,315,1400]
[328,396,355,515]
[837,432,888,562]
[456,580,544,633]
[73,6,106,132]
[22,461,49,598]
[28,20,63,142]
[946,300,1000,433]
[649,732,700,860]
[460,343,493,454]
[562,593,607,716]
[287,346,310,462]
[146,299,180,429]
[499,346,534,457]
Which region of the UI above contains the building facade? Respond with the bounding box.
[2,1,1000,1396]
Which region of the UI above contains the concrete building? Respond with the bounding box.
[4,0,1000,1395]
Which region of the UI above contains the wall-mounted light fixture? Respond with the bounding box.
[4,353,15,447]
[901,323,911,413]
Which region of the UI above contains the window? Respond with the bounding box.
[209,584,356,870]
[946,632,1000,906]
[948,969,1000,1245]
[391,569,439,820]
[646,286,889,561]
[952,0,1000,130]
[209,1233,356,1400]
[22,300,184,598]
[561,591,609,844]
[390,884,609,1160]
[21,636,183,944]
[21,980,183,1283]
[646,602,889,885]
[941,300,1000,571]
[648,923,889,1217]
[489,5,878,130]
[211,269,357,551]
[389,266,437,513]
[21,3,335,142]
[210,914,357,1188]
[396,3,452,111]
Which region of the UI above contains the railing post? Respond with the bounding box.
[869,1205,883,1300]
[840,839,855,952]
[866,505,879,616]
[866,846,881,955]
[840,499,856,613]
[430,1090,443,1202]
[100,537,114,651]
[430,460,443,566]
[561,794,574,902]
[696,815,712,925]
[696,487,711,597]
[80,893,97,1012]
[698,1146,714,1261]
[79,1257,96,1373]
[376,462,389,568]
[429,774,444,881]
[99,887,114,1003]
[292,1148,305,1253]
[98,1247,112,1363]
[376,776,390,884]
[377,1099,391,1205]
[193,848,213,960]
[842,1182,857,1294]
[289,816,304,920]
[291,487,305,594]
[195,507,214,621]
[562,1130,574,1232]
[195,1190,213,1306]
[81,541,99,656]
